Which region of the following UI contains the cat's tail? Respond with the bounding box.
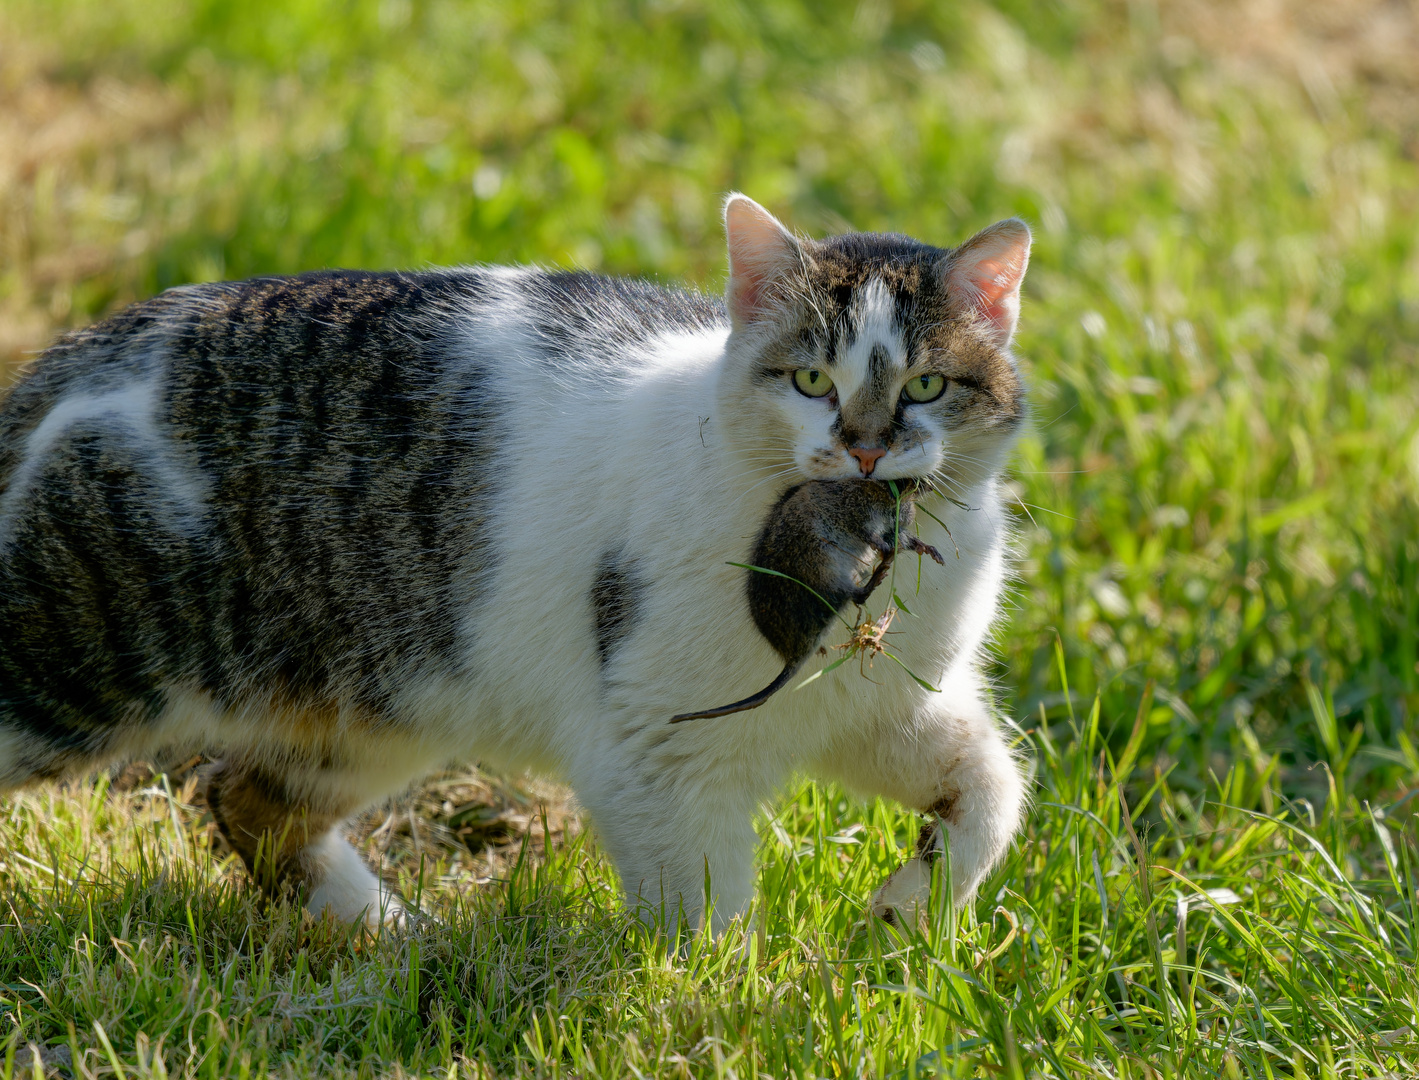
[669,662,800,723]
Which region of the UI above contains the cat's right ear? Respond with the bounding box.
[724,194,805,331]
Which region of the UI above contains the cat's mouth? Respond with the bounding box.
[800,446,934,484]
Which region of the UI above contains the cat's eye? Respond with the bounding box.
[793,369,835,398]
[902,373,947,403]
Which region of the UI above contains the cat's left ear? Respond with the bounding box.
[943,219,1032,347]
[724,193,807,331]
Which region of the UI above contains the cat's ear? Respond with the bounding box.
[724,193,806,330]
[944,219,1032,347]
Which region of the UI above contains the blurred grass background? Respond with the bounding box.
[2,0,1419,1076]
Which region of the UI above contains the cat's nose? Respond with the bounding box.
[849,445,887,476]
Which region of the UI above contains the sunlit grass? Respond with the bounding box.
[5,683,1419,1077]
[2,0,1418,1075]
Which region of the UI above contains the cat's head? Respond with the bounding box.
[718,194,1030,495]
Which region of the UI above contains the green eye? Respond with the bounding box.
[902,373,947,403]
[792,368,835,398]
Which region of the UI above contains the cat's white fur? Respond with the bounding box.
[1,195,1028,932]
[0,376,209,548]
[305,829,402,924]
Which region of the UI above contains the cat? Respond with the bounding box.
[0,194,1031,933]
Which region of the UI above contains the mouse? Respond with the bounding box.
[671,478,945,723]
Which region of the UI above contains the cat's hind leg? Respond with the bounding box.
[0,723,37,793]
[206,760,403,927]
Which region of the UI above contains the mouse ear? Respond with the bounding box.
[724,193,806,331]
[943,218,1032,347]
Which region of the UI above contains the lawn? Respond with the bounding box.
[2,0,1418,1076]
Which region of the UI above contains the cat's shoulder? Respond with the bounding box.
[512,267,727,358]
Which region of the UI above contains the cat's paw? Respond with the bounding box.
[869,857,933,932]
[871,816,949,931]
[304,832,407,930]
[307,879,407,930]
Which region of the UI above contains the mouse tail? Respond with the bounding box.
[669,663,800,723]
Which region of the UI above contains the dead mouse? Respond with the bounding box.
[671,478,944,723]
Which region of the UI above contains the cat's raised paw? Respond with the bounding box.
[869,857,933,933]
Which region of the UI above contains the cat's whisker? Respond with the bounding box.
[1005,490,1039,528]
[933,475,974,500]
[736,463,801,486]
[932,453,1067,524]
[736,464,799,479]
[800,288,831,337]
[734,467,803,502]
[936,448,996,467]
[921,472,979,508]
[716,461,801,486]
[1006,498,1073,522]
[731,450,795,460]
[728,448,799,460]
[727,448,798,459]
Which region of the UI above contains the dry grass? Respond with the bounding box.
[1166,0,1419,147]
[100,756,580,911]
[0,30,190,363]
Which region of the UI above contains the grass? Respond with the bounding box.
[2,0,1419,1075]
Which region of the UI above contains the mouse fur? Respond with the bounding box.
[671,478,944,722]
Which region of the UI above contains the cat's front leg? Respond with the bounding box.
[813,699,1026,929]
[572,744,761,937]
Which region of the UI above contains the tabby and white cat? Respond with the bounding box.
[0,195,1030,932]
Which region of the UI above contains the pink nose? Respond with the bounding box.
[849,445,886,476]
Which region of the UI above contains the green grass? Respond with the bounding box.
[2,0,1419,1075]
